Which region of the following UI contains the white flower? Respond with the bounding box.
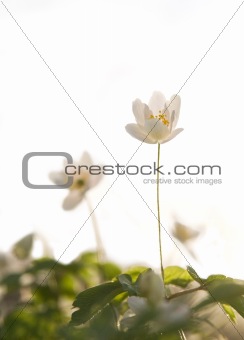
[136,269,165,303]
[125,91,183,144]
[49,152,102,210]
[120,296,190,334]
[120,271,189,333]
[172,222,200,243]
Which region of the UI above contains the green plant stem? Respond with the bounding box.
[157,143,164,283]
[167,285,203,300]
[85,195,106,262]
[178,329,187,340]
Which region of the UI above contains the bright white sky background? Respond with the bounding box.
[0,0,244,279]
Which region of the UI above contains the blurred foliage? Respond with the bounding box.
[0,234,244,339]
[0,234,121,339]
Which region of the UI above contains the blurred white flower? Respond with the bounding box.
[172,222,200,244]
[172,221,201,260]
[120,270,189,333]
[50,152,102,210]
[136,269,165,303]
[125,91,183,144]
[120,296,190,334]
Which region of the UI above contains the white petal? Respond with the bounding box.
[88,172,103,189]
[132,100,152,125]
[49,171,67,185]
[148,91,166,115]
[125,124,156,144]
[144,118,170,142]
[170,110,175,132]
[80,151,93,167]
[62,190,84,210]
[167,95,181,130]
[128,297,148,314]
[132,99,145,126]
[143,103,152,119]
[162,105,171,120]
[120,316,137,331]
[160,128,183,144]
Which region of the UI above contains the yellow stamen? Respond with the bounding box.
[70,177,87,190]
[148,111,169,127]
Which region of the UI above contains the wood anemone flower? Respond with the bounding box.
[49,152,102,210]
[125,91,183,144]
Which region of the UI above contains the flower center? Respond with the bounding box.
[76,179,85,187]
[149,110,169,127]
[70,177,87,190]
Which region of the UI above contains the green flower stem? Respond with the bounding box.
[85,195,106,262]
[179,329,187,340]
[157,143,164,283]
[167,285,203,300]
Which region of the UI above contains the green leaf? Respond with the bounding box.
[12,234,34,259]
[125,266,148,282]
[28,258,62,273]
[117,274,131,284]
[203,274,226,285]
[186,266,202,284]
[0,273,22,290]
[70,281,124,326]
[80,251,99,264]
[165,266,193,288]
[98,262,121,280]
[224,296,244,319]
[194,278,244,316]
[207,278,244,300]
[118,274,137,296]
[222,304,236,323]
[89,304,119,339]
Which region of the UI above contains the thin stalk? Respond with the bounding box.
[167,285,202,300]
[157,143,164,282]
[85,195,105,262]
[178,329,187,340]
